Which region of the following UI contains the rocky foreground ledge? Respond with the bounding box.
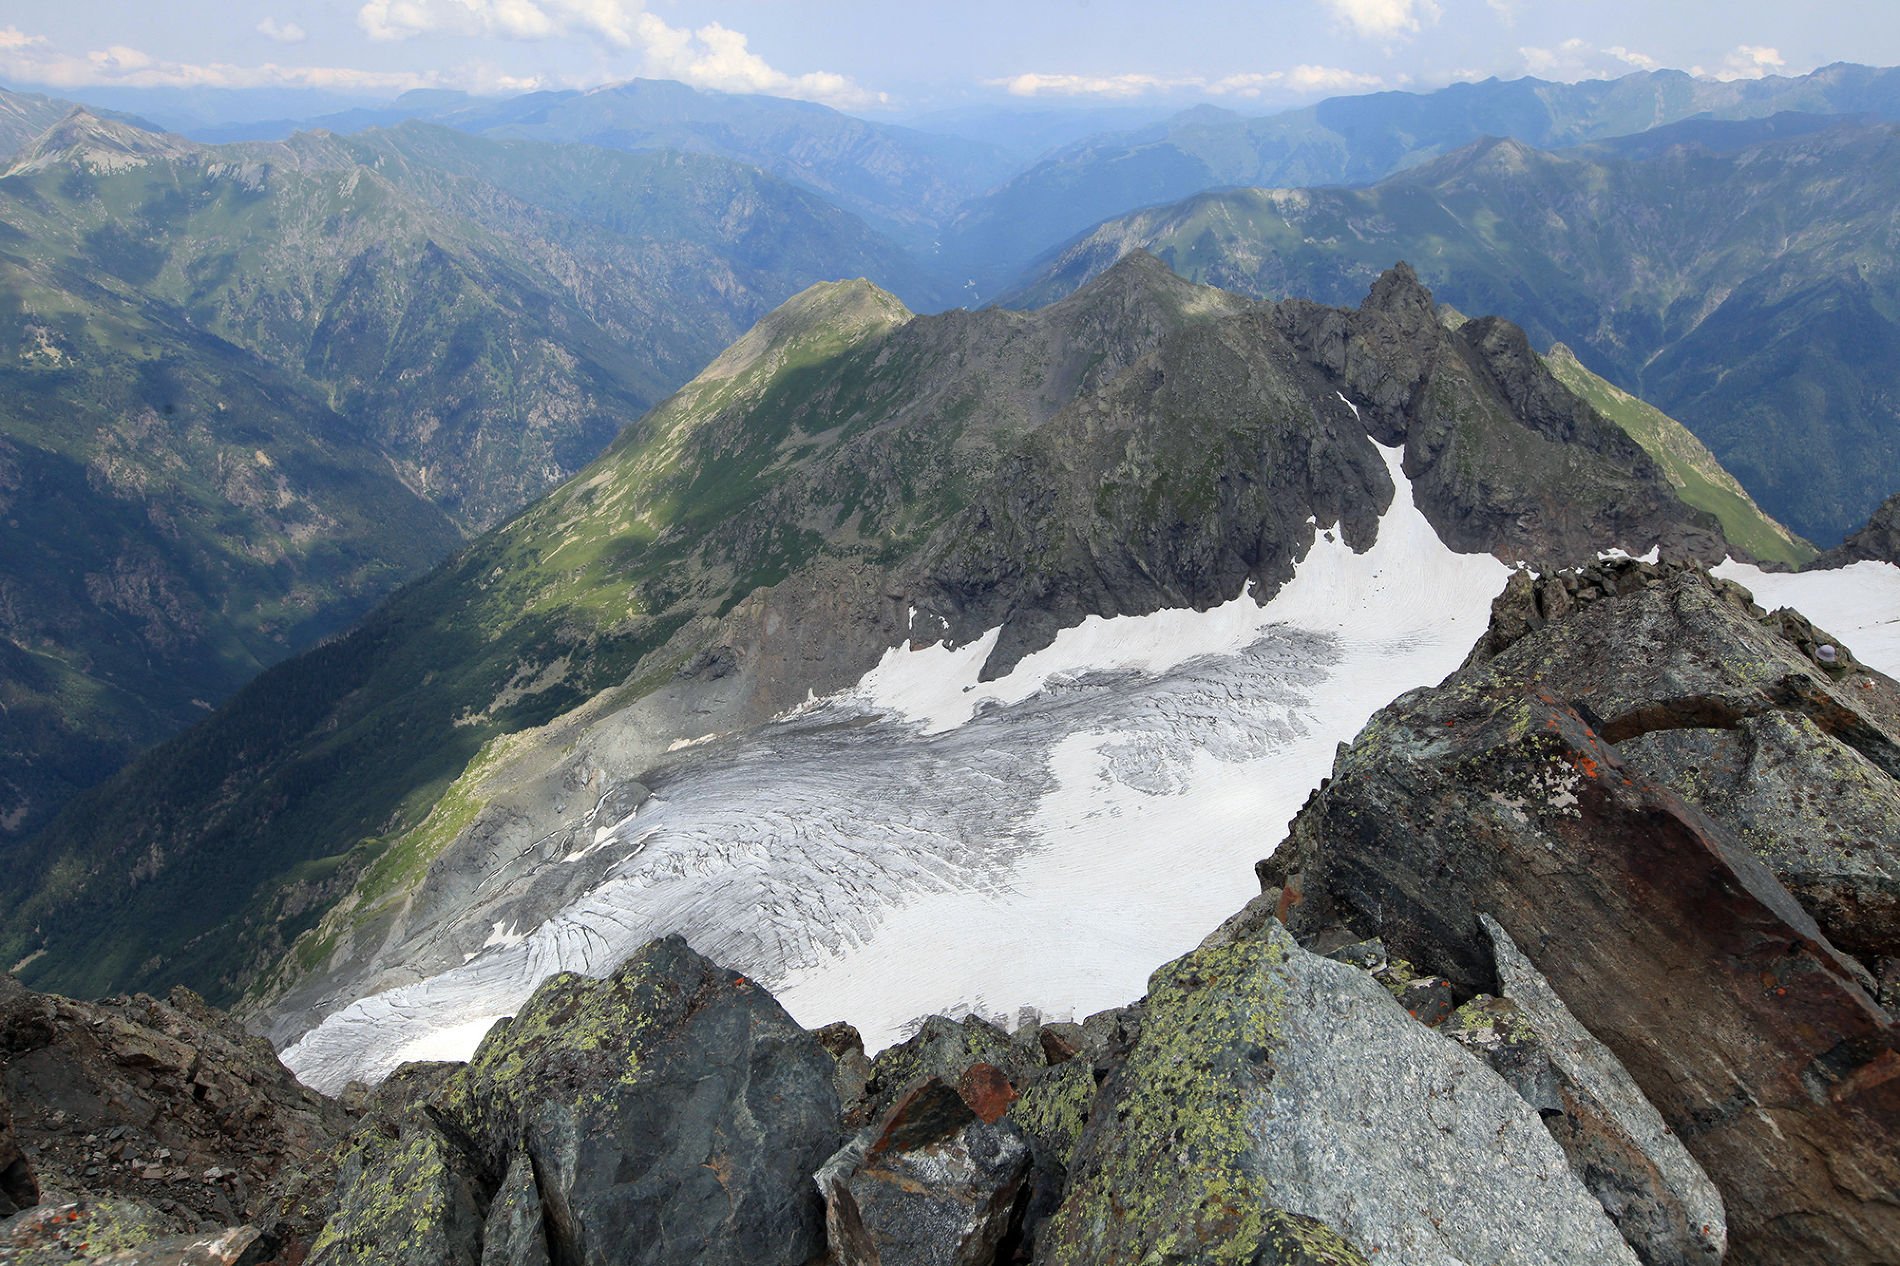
[3,558,1897,1266]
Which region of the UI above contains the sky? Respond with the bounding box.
[1,0,1897,115]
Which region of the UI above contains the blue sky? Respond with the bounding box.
[1,0,1896,113]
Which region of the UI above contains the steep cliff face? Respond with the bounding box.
[1264,558,1900,1264]
[1820,491,1900,566]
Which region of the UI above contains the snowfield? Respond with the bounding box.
[279,442,1509,1091]
[1715,558,1900,677]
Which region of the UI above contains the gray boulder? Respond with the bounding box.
[481,1151,551,1266]
[1472,915,1726,1266]
[441,935,842,1266]
[817,1078,1030,1266]
[1038,921,1638,1266]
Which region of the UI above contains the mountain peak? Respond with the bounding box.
[695,278,912,388]
[7,107,195,178]
[1048,249,1242,324]
[1360,261,1437,320]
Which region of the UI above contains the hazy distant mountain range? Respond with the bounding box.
[1008,113,1900,546]
[0,106,942,843]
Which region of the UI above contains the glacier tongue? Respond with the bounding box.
[282,443,1512,1093]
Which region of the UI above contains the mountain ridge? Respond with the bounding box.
[0,257,1744,1015]
[1009,116,1900,544]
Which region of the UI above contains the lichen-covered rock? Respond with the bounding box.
[307,1110,485,1266]
[1620,708,1900,960]
[1479,915,1726,1266]
[1264,563,1900,1264]
[817,1078,1030,1266]
[441,935,840,1266]
[480,1151,550,1266]
[1250,1210,1373,1266]
[0,1198,205,1264]
[853,1016,1026,1130]
[1007,1059,1098,1169]
[1039,922,1638,1266]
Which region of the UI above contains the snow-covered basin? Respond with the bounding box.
[284,442,1514,1091]
[1714,558,1900,677]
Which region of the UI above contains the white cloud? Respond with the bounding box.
[1520,38,1664,81]
[256,17,308,45]
[635,19,885,108]
[1485,0,1518,25]
[1606,45,1661,72]
[1278,64,1386,94]
[995,72,1179,99]
[994,65,1382,100]
[0,29,445,93]
[1322,0,1442,40]
[1693,44,1786,81]
[355,0,877,107]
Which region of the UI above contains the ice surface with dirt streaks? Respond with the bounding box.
[283,443,1512,1093]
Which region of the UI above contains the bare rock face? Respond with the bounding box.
[1818,491,1900,567]
[0,972,349,1255]
[0,1069,35,1216]
[436,935,842,1266]
[1473,915,1726,1266]
[1263,561,1900,1264]
[817,1078,1031,1266]
[1037,921,1638,1266]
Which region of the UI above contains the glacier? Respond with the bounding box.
[277,443,1526,1090]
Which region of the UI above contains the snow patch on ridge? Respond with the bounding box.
[1714,557,1900,677]
[282,442,1511,1093]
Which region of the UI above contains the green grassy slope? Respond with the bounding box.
[0,109,953,844]
[1543,345,1815,568]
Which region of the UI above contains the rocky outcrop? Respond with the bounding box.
[437,935,842,1266]
[1819,490,1900,566]
[480,1151,551,1266]
[1038,921,1639,1266]
[1262,559,1900,1264]
[817,1078,1031,1266]
[0,972,350,1256]
[1470,915,1726,1266]
[0,1199,263,1265]
[0,1071,34,1216]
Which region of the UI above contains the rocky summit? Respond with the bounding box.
[3,557,1896,1264]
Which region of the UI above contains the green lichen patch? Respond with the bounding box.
[308,1118,483,1266]
[1254,1208,1375,1266]
[1040,933,1290,1266]
[1007,1058,1099,1168]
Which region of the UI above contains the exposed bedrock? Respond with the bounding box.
[1819,490,1900,567]
[1262,559,1900,1264]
